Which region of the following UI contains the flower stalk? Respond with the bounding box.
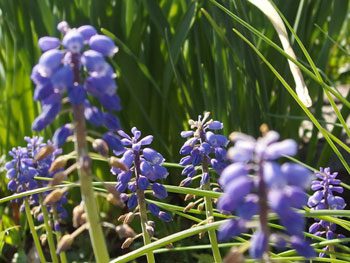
[24,198,47,263]
[52,207,68,263]
[39,196,59,263]
[134,151,155,263]
[202,157,222,263]
[71,53,109,262]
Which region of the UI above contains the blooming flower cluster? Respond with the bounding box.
[5,136,67,228]
[31,21,122,148]
[308,167,346,257]
[217,130,315,259]
[112,127,172,222]
[179,112,228,187]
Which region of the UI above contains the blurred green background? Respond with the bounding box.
[0,0,349,261]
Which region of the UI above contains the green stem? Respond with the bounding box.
[134,151,155,263]
[71,53,109,262]
[24,199,47,263]
[203,192,222,262]
[200,138,221,261]
[136,189,155,263]
[52,207,68,263]
[39,196,59,263]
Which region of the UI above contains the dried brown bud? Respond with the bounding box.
[115,224,136,239]
[259,123,269,136]
[40,234,47,246]
[184,194,195,201]
[34,145,55,161]
[197,203,205,211]
[72,203,85,228]
[183,202,195,213]
[31,206,41,217]
[165,243,174,249]
[49,156,67,173]
[43,188,67,205]
[123,212,135,224]
[56,234,74,254]
[49,171,67,186]
[92,139,109,156]
[121,237,134,249]
[146,225,154,237]
[109,157,128,171]
[199,232,205,239]
[147,221,155,228]
[105,184,125,207]
[223,247,245,263]
[117,214,127,223]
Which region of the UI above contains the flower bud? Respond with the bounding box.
[183,202,195,213]
[123,212,135,224]
[121,237,134,249]
[38,37,60,52]
[197,203,205,211]
[56,234,74,253]
[34,145,55,161]
[72,203,85,228]
[115,224,136,239]
[40,234,47,246]
[109,157,128,171]
[146,225,154,237]
[223,247,245,263]
[49,156,67,172]
[43,188,67,205]
[49,171,67,186]
[93,139,109,157]
[184,194,195,201]
[89,35,119,57]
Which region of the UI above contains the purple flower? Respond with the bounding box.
[89,35,119,57]
[179,112,229,187]
[112,127,171,223]
[52,124,73,147]
[218,130,314,259]
[32,21,121,136]
[5,137,67,227]
[307,167,347,257]
[38,37,60,52]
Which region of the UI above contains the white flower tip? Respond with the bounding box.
[296,84,312,107]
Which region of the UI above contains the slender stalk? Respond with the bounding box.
[39,196,59,263]
[24,198,47,263]
[71,53,109,262]
[134,151,155,263]
[202,158,222,263]
[258,161,270,260]
[199,125,222,263]
[52,207,68,263]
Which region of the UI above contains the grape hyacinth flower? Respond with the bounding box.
[112,127,170,261]
[5,136,67,227]
[179,112,229,187]
[31,21,121,144]
[112,127,171,222]
[218,130,315,259]
[308,167,347,257]
[178,112,228,262]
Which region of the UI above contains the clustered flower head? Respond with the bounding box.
[112,127,172,222]
[217,130,315,259]
[179,112,229,187]
[308,167,346,257]
[31,21,121,148]
[5,136,67,229]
